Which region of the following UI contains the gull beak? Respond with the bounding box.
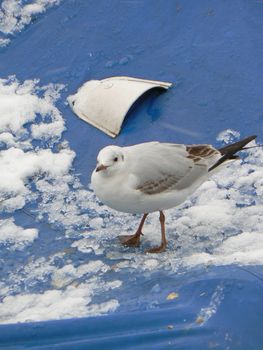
[96,164,108,172]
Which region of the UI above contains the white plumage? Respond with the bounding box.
[91,142,221,214]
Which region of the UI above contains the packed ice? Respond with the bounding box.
[0,77,263,324]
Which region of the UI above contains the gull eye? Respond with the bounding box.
[114,157,118,162]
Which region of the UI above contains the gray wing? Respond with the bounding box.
[125,142,220,195]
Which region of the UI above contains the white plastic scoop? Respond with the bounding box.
[67,76,172,137]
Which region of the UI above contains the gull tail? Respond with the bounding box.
[208,135,257,172]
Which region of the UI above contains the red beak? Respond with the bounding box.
[96,164,108,172]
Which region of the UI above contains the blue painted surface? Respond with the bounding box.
[1,266,263,349]
[0,0,263,349]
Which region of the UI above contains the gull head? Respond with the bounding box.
[95,145,125,175]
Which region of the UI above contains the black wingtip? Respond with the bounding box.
[243,135,257,143]
[218,135,257,155]
[209,135,257,172]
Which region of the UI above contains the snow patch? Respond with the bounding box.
[0,147,74,193]
[0,37,10,46]
[185,232,263,266]
[0,0,62,46]
[0,77,65,142]
[0,77,71,212]
[0,218,38,249]
[217,129,240,144]
[51,260,110,288]
[0,283,119,324]
[0,77,123,324]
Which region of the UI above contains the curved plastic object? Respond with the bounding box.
[67,76,172,137]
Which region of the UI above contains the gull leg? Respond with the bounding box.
[146,211,167,253]
[119,213,148,247]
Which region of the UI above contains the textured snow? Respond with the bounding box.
[51,260,110,288]
[0,218,38,249]
[0,77,122,324]
[0,77,263,324]
[0,77,72,212]
[0,37,10,46]
[0,147,74,197]
[0,0,61,46]
[0,77,65,141]
[0,282,120,324]
[217,129,241,144]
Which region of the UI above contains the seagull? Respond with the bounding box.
[91,135,257,253]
